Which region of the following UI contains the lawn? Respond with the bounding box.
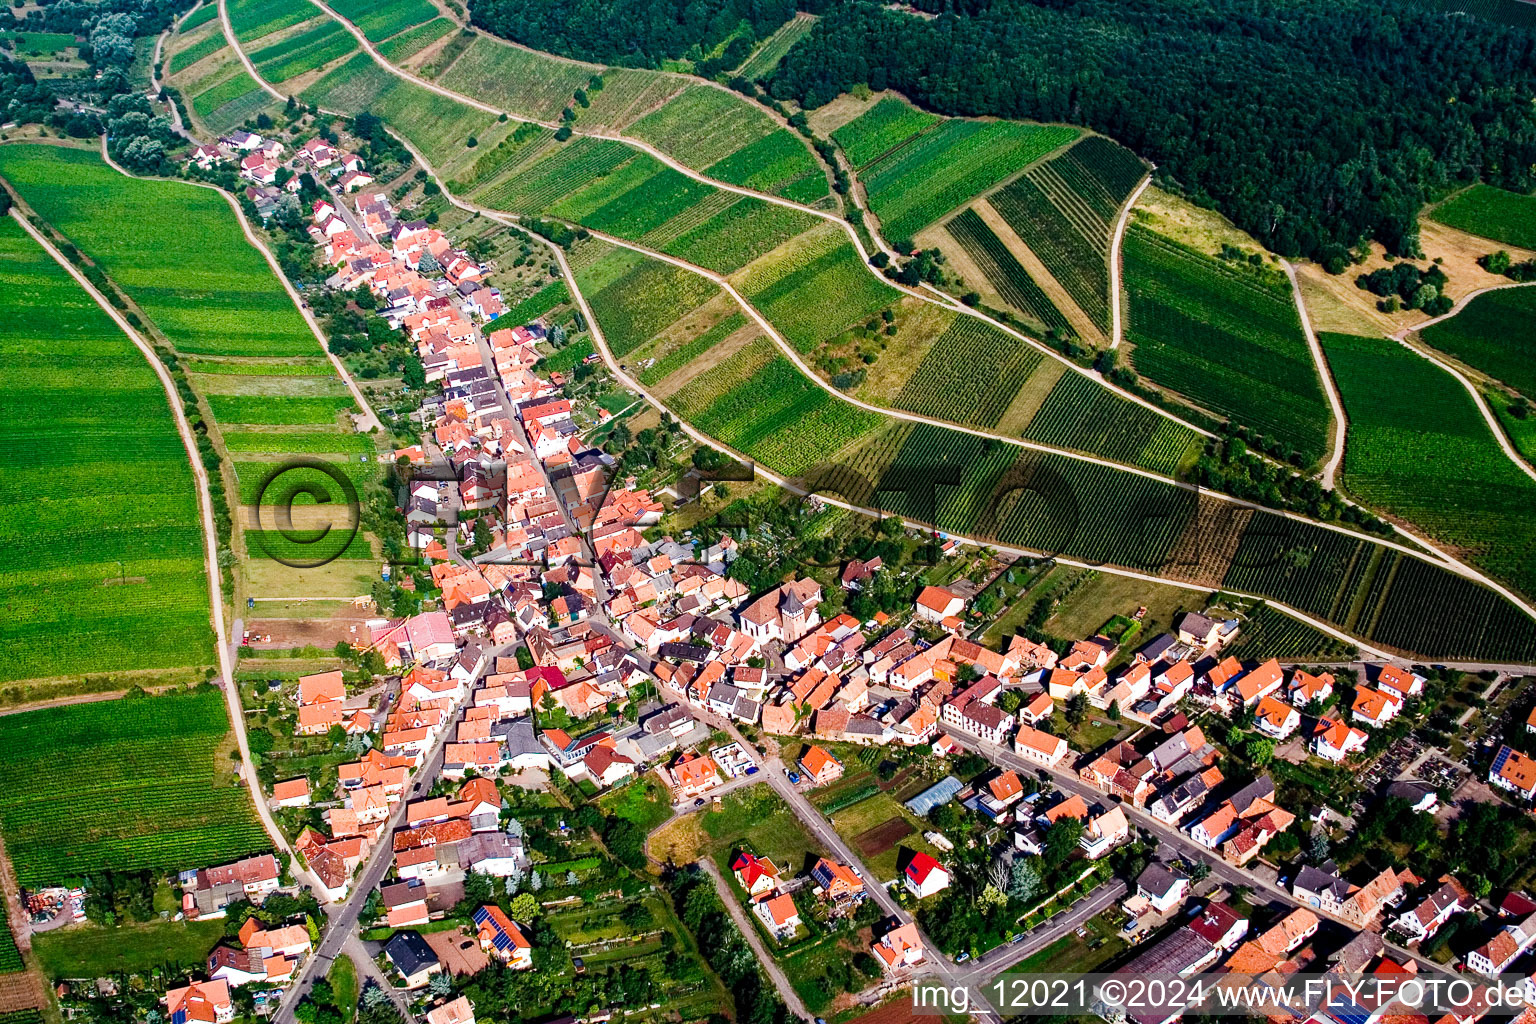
[32,919,229,979]
[1420,285,1536,400]
[697,787,829,876]
[0,689,268,885]
[1043,570,1206,653]
[1321,331,1536,601]
[0,217,213,686]
[597,775,674,833]
[1429,183,1536,249]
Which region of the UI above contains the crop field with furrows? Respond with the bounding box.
[1047,136,1149,220]
[250,21,357,83]
[181,5,219,31]
[328,0,439,43]
[668,339,883,475]
[221,429,375,454]
[578,69,683,129]
[890,316,1046,426]
[228,0,313,42]
[1019,372,1201,474]
[234,459,377,504]
[987,175,1110,329]
[376,17,456,61]
[453,123,558,191]
[1419,286,1536,399]
[168,29,223,74]
[553,163,717,238]
[0,901,20,974]
[639,313,749,386]
[434,34,594,122]
[703,130,827,202]
[499,280,569,326]
[204,89,286,134]
[0,148,318,357]
[860,120,1079,242]
[577,250,721,357]
[734,225,900,352]
[1221,511,1375,624]
[245,529,374,561]
[0,218,212,686]
[660,197,822,275]
[1224,604,1347,661]
[1122,226,1330,462]
[1367,554,1536,662]
[184,358,331,376]
[1321,331,1536,598]
[1429,183,1536,249]
[737,12,819,79]
[470,136,634,214]
[831,96,941,170]
[945,209,1070,331]
[207,395,356,425]
[0,691,269,885]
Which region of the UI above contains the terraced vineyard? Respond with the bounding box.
[575,248,720,358]
[831,96,941,170]
[891,316,1048,426]
[0,690,269,885]
[736,13,819,80]
[1429,183,1536,249]
[1122,225,1331,463]
[0,216,212,687]
[985,136,1147,332]
[1321,332,1536,601]
[227,0,313,42]
[249,21,357,83]
[327,0,439,43]
[1419,286,1536,399]
[165,30,283,134]
[859,119,1079,242]
[376,17,457,61]
[0,147,375,595]
[232,16,1536,661]
[944,209,1070,332]
[1224,604,1349,660]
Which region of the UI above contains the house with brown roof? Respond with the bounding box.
[272,778,310,808]
[871,921,925,973]
[1466,912,1536,975]
[1289,669,1334,705]
[1352,685,1402,728]
[1393,876,1473,943]
[755,892,802,940]
[1234,659,1284,708]
[1340,866,1410,927]
[298,670,346,706]
[664,751,721,798]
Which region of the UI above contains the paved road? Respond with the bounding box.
[938,725,1457,980]
[699,859,813,1021]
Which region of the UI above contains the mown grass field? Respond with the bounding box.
[1123,225,1330,463]
[1429,183,1536,250]
[0,217,213,686]
[1419,285,1536,399]
[1322,331,1536,601]
[859,119,1079,242]
[0,690,268,884]
[34,918,228,979]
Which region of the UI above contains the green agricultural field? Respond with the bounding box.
[640,313,749,386]
[1,30,77,57]
[0,689,269,884]
[660,196,821,275]
[251,21,357,82]
[434,34,594,122]
[1419,285,1536,399]
[734,225,900,352]
[221,429,374,455]
[328,0,439,42]
[181,4,219,31]
[499,280,570,326]
[0,218,213,686]
[944,209,1071,332]
[1429,184,1536,249]
[985,135,1147,330]
[669,338,883,474]
[552,163,716,238]
[577,249,720,357]
[891,316,1048,427]
[1320,332,1536,600]
[1224,604,1351,661]
[1122,225,1330,463]
[832,96,941,170]
[227,0,313,43]
[860,119,1079,242]
[0,147,318,358]
[738,12,818,78]
[1020,372,1203,474]
[168,31,224,74]
[377,17,456,61]
[235,459,377,505]
[208,395,356,425]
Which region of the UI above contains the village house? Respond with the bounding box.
[384,931,443,988]
[1133,863,1190,915]
[914,585,965,625]
[871,922,925,973]
[1014,724,1070,767]
[1393,875,1473,943]
[732,852,782,897]
[903,851,949,898]
[1467,912,1536,975]
[798,745,843,786]
[474,905,532,969]
[755,892,802,941]
[1253,695,1300,739]
[163,980,234,1024]
[425,997,475,1024]
[738,578,822,645]
[810,858,865,905]
[1490,744,1536,800]
[1351,684,1402,728]
[1312,718,1369,763]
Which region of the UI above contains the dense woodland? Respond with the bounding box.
[469,0,1536,264]
[470,0,799,70]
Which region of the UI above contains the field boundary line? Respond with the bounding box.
[366,107,1536,631]
[284,0,1221,442]
[8,207,316,892]
[1282,259,1348,490]
[97,139,383,433]
[1108,173,1151,351]
[216,31,1536,647]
